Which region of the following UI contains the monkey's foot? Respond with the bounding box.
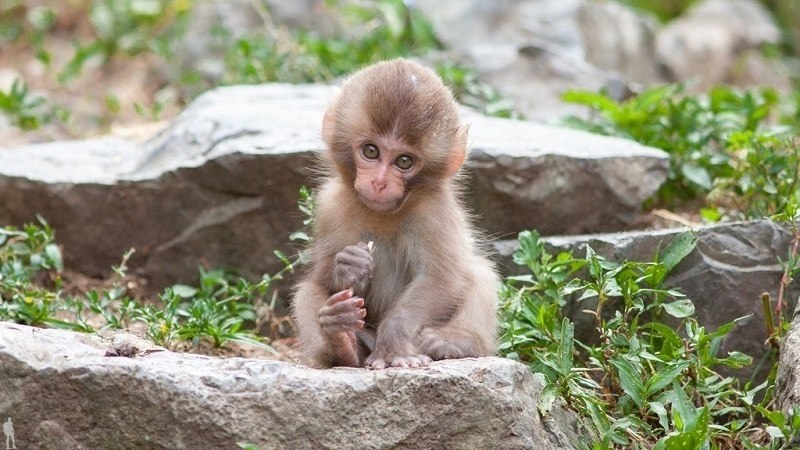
[365,353,432,369]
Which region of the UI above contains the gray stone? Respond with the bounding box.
[415,0,631,121]
[496,219,798,379]
[0,322,578,449]
[655,0,782,87]
[576,1,663,85]
[462,109,668,236]
[0,84,667,291]
[776,304,800,412]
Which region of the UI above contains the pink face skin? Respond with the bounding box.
[353,135,423,213]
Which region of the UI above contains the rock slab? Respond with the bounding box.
[0,83,667,291]
[0,322,577,450]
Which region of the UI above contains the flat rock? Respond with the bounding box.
[0,83,667,290]
[0,322,577,449]
[496,219,798,379]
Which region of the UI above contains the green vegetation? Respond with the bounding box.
[0,0,515,133]
[499,229,800,449]
[0,217,296,351]
[0,78,66,130]
[3,2,800,448]
[562,84,800,219]
[617,0,698,22]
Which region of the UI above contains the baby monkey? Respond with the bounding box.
[292,59,498,369]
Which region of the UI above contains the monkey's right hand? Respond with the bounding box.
[319,289,367,367]
[333,242,374,295]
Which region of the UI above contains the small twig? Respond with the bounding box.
[762,292,778,347]
[777,232,800,319]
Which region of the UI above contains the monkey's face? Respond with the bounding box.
[352,137,421,213]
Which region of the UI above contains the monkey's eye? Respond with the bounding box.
[361,144,380,160]
[394,154,414,170]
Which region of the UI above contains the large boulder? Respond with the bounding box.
[0,83,667,291]
[496,219,798,379]
[0,322,578,449]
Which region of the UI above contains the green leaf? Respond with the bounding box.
[699,207,722,222]
[561,89,618,114]
[663,406,710,450]
[663,299,695,318]
[289,231,310,242]
[558,318,574,374]
[642,322,683,350]
[669,381,697,430]
[717,351,752,369]
[681,163,713,190]
[610,357,645,409]
[45,243,63,271]
[646,361,690,396]
[660,232,697,274]
[650,401,670,431]
[171,284,198,298]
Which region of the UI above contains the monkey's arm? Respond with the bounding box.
[293,265,366,368]
[331,241,373,297]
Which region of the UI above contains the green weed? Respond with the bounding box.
[499,230,800,449]
[562,84,800,217]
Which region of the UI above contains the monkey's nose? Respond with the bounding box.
[372,180,387,192]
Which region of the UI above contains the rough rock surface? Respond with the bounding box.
[0,83,667,291]
[655,0,782,88]
[417,0,789,119]
[496,219,798,379]
[776,304,800,412]
[0,322,577,450]
[415,0,627,121]
[576,1,661,85]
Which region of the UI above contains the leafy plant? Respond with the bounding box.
[436,61,520,119]
[0,78,66,130]
[616,0,699,22]
[0,217,63,326]
[499,230,800,449]
[709,133,800,219]
[221,0,440,85]
[561,84,799,216]
[58,0,193,82]
[0,187,318,350]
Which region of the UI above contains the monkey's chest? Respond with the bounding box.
[364,240,415,318]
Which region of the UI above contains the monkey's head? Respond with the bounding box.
[322,59,467,214]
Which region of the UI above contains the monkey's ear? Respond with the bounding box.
[322,87,342,144]
[322,106,336,144]
[445,124,469,176]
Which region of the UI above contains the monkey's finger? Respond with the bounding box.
[326,289,354,306]
[321,297,364,316]
[366,358,387,370]
[388,354,431,369]
[319,312,365,330]
[335,251,372,267]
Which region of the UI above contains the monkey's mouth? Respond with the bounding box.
[358,194,406,214]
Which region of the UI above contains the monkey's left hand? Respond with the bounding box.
[333,242,374,295]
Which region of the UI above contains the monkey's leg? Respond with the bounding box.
[319,289,367,367]
[414,325,490,360]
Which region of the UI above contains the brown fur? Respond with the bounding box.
[291,59,498,368]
